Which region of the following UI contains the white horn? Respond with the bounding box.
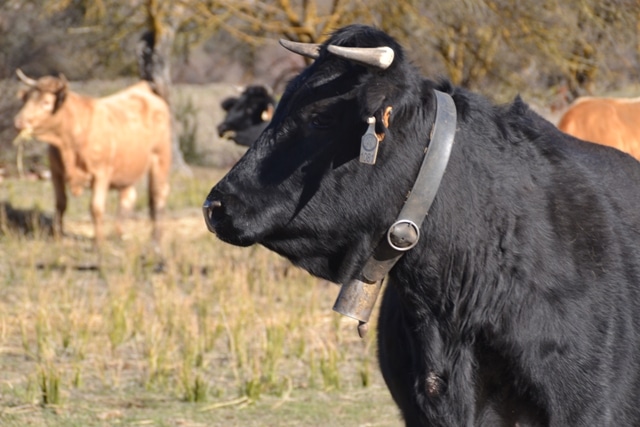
[279,39,321,59]
[326,45,395,70]
[16,68,37,86]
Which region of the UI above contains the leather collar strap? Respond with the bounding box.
[333,89,458,337]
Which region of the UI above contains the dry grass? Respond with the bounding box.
[0,166,400,426]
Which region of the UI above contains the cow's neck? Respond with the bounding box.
[333,90,457,337]
[388,106,550,334]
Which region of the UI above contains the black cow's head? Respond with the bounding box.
[204,25,441,284]
[217,85,276,147]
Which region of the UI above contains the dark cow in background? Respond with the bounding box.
[204,25,640,426]
[217,85,275,147]
[557,95,640,160]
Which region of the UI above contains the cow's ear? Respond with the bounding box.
[53,74,68,113]
[221,97,237,111]
[17,88,27,101]
[57,74,68,92]
[381,106,392,128]
[261,103,275,122]
[373,106,393,140]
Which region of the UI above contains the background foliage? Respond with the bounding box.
[2,0,639,97]
[2,0,639,177]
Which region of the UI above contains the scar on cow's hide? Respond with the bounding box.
[425,371,446,397]
[375,106,393,141]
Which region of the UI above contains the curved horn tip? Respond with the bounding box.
[377,47,395,69]
[279,39,321,59]
[16,68,37,86]
[326,45,395,70]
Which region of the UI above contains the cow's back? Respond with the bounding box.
[88,82,171,187]
[561,130,640,236]
[558,97,640,160]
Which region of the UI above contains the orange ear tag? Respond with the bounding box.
[261,104,274,121]
[359,117,380,165]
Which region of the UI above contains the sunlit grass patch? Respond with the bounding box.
[0,166,397,426]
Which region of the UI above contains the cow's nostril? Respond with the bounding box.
[203,199,223,233]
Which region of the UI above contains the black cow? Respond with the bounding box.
[217,85,275,147]
[203,25,640,426]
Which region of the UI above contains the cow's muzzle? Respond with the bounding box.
[217,123,230,137]
[14,116,27,132]
[202,198,222,234]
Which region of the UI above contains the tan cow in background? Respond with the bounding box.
[13,70,171,244]
[557,96,640,161]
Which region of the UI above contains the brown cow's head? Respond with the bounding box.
[14,69,68,134]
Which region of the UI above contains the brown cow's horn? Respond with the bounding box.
[16,68,37,86]
[326,45,395,70]
[279,39,321,59]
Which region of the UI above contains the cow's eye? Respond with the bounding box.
[310,113,332,129]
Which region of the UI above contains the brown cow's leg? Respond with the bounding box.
[48,146,67,238]
[148,153,170,244]
[116,186,137,237]
[90,177,109,245]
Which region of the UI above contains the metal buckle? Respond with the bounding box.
[387,219,420,251]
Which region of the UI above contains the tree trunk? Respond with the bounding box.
[145,1,191,175]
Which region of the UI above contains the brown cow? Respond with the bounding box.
[557,96,640,160]
[13,70,171,244]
